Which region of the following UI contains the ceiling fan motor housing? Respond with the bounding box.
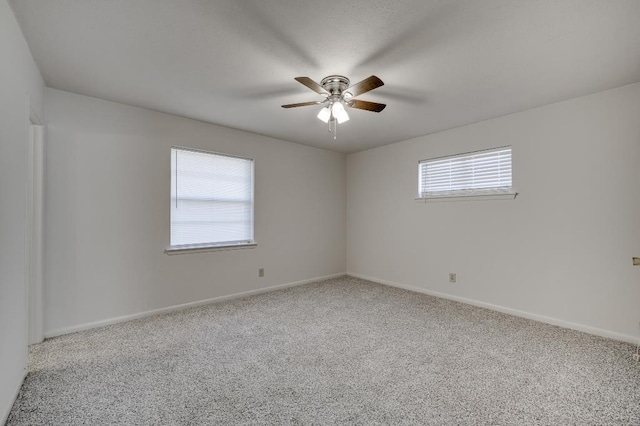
[321,75,350,96]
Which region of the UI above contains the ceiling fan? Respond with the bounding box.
[282,75,386,138]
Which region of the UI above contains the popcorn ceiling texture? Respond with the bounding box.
[10,1,640,153]
[7,276,640,424]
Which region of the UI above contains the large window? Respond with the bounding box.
[170,147,254,251]
[418,146,513,199]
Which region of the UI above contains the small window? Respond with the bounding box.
[418,146,513,199]
[170,147,254,250]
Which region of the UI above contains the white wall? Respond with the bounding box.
[44,88,346,335]
[0,1,45,422]
[347,83,640,342]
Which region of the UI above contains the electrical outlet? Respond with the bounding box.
[633,257,640,266]
[258,268,264,277]
[449,273,456,283]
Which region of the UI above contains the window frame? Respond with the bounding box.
[416,146,517,202]
[165,146,256,255]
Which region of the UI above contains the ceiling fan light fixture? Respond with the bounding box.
[283,75,385,138]
[332,101,349,124]
[317,106,331,123]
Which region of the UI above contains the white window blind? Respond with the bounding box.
[170,147,254,248]
[418,147,512,198]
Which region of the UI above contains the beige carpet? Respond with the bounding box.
[7,276,640,425]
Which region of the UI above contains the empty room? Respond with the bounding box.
[2,0,640,424]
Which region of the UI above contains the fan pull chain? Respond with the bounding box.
[327,117,337,140]
[328,119,337,140]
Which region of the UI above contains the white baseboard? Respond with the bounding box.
[1,371,26,426]
[45,273,346,339]
[348,272,638,345]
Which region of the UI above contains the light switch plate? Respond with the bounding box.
[633,257,640,266]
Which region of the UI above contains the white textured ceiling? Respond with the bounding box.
[10,0,640,153]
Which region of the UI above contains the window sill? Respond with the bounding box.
[165,243,257,255]
[415,192,518,203]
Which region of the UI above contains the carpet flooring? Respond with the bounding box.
[7,276,640,425]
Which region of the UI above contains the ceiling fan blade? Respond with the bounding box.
[346,75,384,97]
[281,101,323,108]
[349,99,386,112]
[294,77,329,95]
